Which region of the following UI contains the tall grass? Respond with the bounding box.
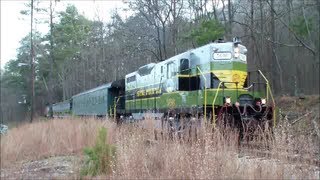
[110,117,319,179]
[112,118,240,179]
[1,116,319,179]
[0,117,115,167]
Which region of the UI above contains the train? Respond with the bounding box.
[48,38,275,131]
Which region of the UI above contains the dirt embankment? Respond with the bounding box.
[277,95,319,115]
[276,95,320,138]
[1,156,81,179]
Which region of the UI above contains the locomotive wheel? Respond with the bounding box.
[160,115,177,141]
[241,118,272,143]
[241,118,259,142]
[160,114,197,142]
[216,111,236,130]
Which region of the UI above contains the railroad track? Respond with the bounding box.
[239,141,320,167]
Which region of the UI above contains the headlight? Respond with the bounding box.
[234,47,240,58]
[225,97,231,104]
[261,98,266,105]
[235,101,240,107]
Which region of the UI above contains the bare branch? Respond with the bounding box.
[232,20,304,48]
[266,0,316,55]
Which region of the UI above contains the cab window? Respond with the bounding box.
[180,58,189,74]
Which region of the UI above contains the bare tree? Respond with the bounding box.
[130,0,172,60]
[169,0,184,54]
[30,0,35,123]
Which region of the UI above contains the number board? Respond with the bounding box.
[213,52,232,60]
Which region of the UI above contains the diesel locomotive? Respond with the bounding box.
[50,38,275,130]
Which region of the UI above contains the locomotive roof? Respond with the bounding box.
[126,41,238,76]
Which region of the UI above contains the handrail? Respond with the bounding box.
[196,66,207,124]
[212,82,223,129]
[258,70,276,127]
[114,97,120,120]
[258,70,269,100]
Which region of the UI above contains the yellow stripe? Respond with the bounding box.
[207,88,248,92]
[126,97,160,102]
[177,69,247,77]
[177,74,190,77]
[127,88,248,101]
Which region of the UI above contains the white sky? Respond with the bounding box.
[0,0,129,69]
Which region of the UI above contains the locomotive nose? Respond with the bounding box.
[232,73,240,82]
[214,70,247,88]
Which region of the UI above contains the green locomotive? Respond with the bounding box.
[124,38,274,128]
[50,38,275,129]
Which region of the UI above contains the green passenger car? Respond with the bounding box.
[72,80,125,117]
[72,83,112,116]
[52,100,72,117]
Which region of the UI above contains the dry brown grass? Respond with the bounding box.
[112,121,240,179]
[0,117,116,167]
[1,116,319,179]
[109,118,319,179]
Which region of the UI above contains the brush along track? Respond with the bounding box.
[239,141,320,167]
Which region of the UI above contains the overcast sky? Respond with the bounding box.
[1,0,129,69]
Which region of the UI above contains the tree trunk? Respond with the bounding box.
[259,0,264,69]
[227,0,232,39]
[162,21,167,59]
[221,0,227,39]
[100,22,105,85]
[62,68,66,101]
[49,0,54,106]
[83,57,86,91]
[156,27,163,61]
[249,0,256,69]
[172,0,177,55]
[30,0,35,123]
[213,5,218,20]
[270,0,278,93]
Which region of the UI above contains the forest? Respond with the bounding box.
[1,0,319,123]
